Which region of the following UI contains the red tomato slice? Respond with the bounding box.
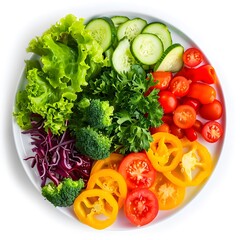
[118,152,156,189]
[151,71,172,90]
[169,76,191,97]
[183,47,203,67]
[201,121,223,143]
[124,188,159,226]
[173,105,196,129]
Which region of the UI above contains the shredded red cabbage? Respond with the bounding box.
[23,116,93,187]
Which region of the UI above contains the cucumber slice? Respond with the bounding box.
[117,18,147,41]
[131,33,164,65]
[112,38,136,73]
[86,17,116,52]
[111,16,129,28]
[142,22,172,50]
[154,43,184,72]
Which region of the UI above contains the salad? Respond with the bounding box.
[13,14,224,230]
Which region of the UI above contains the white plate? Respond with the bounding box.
[12,10,226,230]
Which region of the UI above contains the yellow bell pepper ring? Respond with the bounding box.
[146,132,183,172]
[163,138,213,187]
[87,169,127,208]
[73,188,118,230]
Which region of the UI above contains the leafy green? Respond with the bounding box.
[14,14,108,134]
[88,65,163,153]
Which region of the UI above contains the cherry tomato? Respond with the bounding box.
[151,71,172,90]
[124,188,159,226]
[162,114,174,125]
[183,47,203,67]
[182,97,201,113]
[118,152,156,189]
[173,105,196,129]
[201,121,223,143]
[199,99,223,120]
[184,127,198,141]
[170,124,185,139]
[193,119,203,132]
[187,82,216,104]
[169,76,191,97]
[150,123,170,134]
[158,90,178,113]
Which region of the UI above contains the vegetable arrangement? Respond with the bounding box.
[13,14,224,230]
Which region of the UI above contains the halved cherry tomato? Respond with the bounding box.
[199,99,223,120]
[183,47,203,67]
[124,188,159,226]
[73,189,118,230]
[118,152,156,189]
[158,90,178,113]
[87,169,127,208]
[146,132,183,172]
[163,138,213,187]
[169,76,191,97]
[150,172,185,210]
[151,71,172,90]
[201,121,223,143]
[187,82,216,104]
[173,105,196,129]
[90,153,124,175]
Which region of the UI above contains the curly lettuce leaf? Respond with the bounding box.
[14,14,108,134]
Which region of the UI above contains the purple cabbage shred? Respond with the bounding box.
[23,115,93,187]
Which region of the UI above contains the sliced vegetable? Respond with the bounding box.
[146,132,183,172]
[169,76,191,97]
[73,189,118,230]
[86,17,117,52]
[124,188,159,226]
[173,105,196,129]
[111,16,129,28]
[164,138,213,187]
[182,47,203,67]
[118,152,156,189]
[117,18,147,41]
[87,169,127,208]
[154,43,184,72]
[142,22,172,50]
[90,153,124,174]
[201,121,223,143]
[131,33,163,65]
[150,173,185,210]
[112,37,136,73]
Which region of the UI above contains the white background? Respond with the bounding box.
[1,0,240,239]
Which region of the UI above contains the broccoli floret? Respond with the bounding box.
[41,178,84,207]
[75,127,112,160]
[86,99,114,129]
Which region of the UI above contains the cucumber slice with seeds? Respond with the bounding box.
[142,22,172,50]
[112,38,136,73]
[111,16,129,28]
[86,17,116,52]
[154,43,184,72]
[131,33,164,65]
[117,18,147,41]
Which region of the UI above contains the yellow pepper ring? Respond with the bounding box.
[146,132,183,172]
[163,138,213,187]
[73,188,118,230]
